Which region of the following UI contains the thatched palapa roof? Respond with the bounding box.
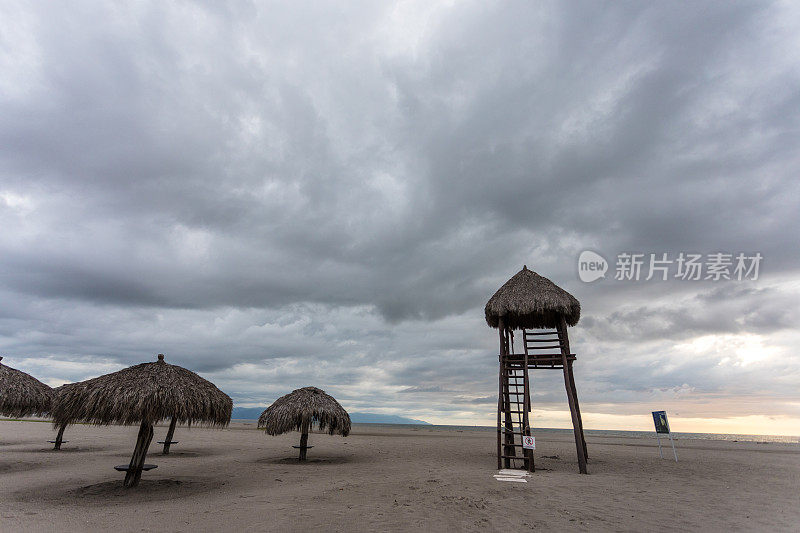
[52,354,232,428]
[0,357,53,418]
[485,265,580,330]
[258,386,351,436]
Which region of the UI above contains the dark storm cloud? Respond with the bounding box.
[1,1,799,426]
[579,284,800,343]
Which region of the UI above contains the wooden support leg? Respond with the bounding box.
[562,359,588,474]
[567,361,588,462]
[162,417,177,455]
[124,421,154,488]
[557,318,587,474]
[523,445,534,472]
[522,337,534,473]
[498,321,515,469]
[53,424,66,450]
[522,390,536,472]
[522,424,534,472]
[497,356,503,470]
[299,419,310,461]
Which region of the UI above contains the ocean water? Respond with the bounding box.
[350,423,800,444]
[232,419,799,444]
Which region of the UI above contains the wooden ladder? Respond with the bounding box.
[499,357,534,471]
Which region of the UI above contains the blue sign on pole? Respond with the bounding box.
[652,410,670,434]
[651,410,677,462]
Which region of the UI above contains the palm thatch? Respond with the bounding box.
[0,357,53,418]
[485,265,581,330]
[52,354,232,428]
[258,386,351,437]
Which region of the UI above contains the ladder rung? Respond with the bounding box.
[505,356,576,364]
[524,331,558,336]
[500,455,526,459]
[504,354,576,360]
[525,345,562,349]
[507,353,574,356]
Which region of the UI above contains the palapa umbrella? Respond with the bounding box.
[258,386,350,461]
[0,358,73,449]
[52,354,232,488]
[485,266,581,330]
[0,356,52,418]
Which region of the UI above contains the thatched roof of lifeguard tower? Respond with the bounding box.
[258,386,351,437]
[51,354,232,428]
[0,357,53,418]
[485,266,581,330]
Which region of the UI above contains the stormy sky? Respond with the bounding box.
[2,1,798,434]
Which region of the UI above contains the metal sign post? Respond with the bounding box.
[652,410,677,462]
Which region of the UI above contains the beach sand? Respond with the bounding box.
[1,420,798,532]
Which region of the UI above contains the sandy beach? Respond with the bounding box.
[1,420,798,532]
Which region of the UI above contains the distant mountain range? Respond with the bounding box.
[231,407,430,425]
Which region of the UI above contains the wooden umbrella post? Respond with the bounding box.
[298,418,310,461]
[162,416,177,455]
[124,420,154,488]
[53,423,67,450]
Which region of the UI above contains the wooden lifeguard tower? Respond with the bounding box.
[485,266,588,474]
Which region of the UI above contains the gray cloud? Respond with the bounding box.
[398,386,454,394]
[1,1,799,428]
